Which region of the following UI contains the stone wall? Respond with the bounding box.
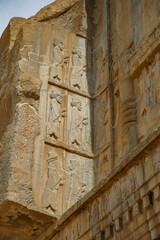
[37,0,160,239]
[0,0,160,239]
[0,1,95,238]
[93,0,160,183]
[46,134,160,240]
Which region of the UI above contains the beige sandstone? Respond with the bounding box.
[0,0,160,239]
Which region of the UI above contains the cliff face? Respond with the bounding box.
[1,0,160,239]
[0,0,95,238]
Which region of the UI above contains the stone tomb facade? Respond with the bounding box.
[0,0,160,239]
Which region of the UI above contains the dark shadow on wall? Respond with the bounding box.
[85,0,95,155]
[85,0,115,184]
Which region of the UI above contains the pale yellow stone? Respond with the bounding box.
[0,0,160,239]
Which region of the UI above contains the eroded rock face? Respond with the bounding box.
[0,201,54,240]
[1,0,160,239]
[0,0,94,236]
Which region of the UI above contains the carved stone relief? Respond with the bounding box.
[50,38,70,85]
[134,52,160,142]
[118,62,138,156]
[121,96,137,136]
[93,47,108,93]
[51,40,64,84]
[95,148,111,183]
[69,48,87,92]
[52,40,64,64]
[67,95,91,152]
[42,150,64,216]
[94,90,110,152]
[47,86,67,142]
[58,55,70,85]
[120,96,138,155]
[64,153,94,210]
[49,32,89,94]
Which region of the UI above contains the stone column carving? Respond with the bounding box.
[120,77,138,154]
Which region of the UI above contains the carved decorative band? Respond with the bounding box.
[93,179,160,239]
[122,96,137,131]
[48,79,91,99]
[112,23,160,82]
[46,173,160,240]
[45,138,93,158]
[45,137,110,159]
[127,23,160,79]
[48,79,110,100]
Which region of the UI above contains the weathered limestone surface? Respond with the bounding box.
[0,0,94,238]
[0,0,160,239]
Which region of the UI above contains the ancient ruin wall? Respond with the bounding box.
[0,0,95,222]
[37,0,160,239]
[92,0,160,184]
[0,0,160,239]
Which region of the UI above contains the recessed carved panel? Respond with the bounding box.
[67,94,92,153]
[49,30,89,94]
[93,90,111,152]
[135,52,160,142]
[64,152,94,210]
[46,85,67,143]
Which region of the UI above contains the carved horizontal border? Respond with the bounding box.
[45,137,110,159]
[38,173,160,240]
[77,174,160,240]
[127,23,160,79]
[90,196,160,240]
[40,126,160,239]
[45,137,93,159]
[48,79,91,99]
[48,79,110,100]
[112,22,160,82]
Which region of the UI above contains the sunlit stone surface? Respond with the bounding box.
[0,0,160,239]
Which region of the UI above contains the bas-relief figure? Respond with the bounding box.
[47,90,66,141]
[58,56,70,84]
[70,48,87,91]
[51,40,64,84]
[65,154,93,210]
[42,151,64,216]
[51,40,70,85]
[69,98,89,151]
[70,65,87,91]
[51,40,87,91]
[72,49,82,65]
[52,40,64,64]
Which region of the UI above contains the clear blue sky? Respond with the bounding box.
[0,0,55,37]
